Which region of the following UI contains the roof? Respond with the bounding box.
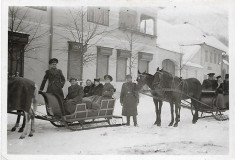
[157,19,228,52]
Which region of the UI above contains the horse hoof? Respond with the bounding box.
[18,128,24,133]
[157,122,161,126]
[29,134,33,137]
[173,123,178,127]
[11,127,16,132]
[19,136,25,139]
[168,123,173,126]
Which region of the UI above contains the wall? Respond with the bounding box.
[10,6,159,103]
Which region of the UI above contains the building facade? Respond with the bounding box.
[8,6,161,103]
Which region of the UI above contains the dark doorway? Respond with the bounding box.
[8,31,29,77]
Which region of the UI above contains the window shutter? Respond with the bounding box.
[68,42,83,80]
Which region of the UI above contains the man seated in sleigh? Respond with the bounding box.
[64,77,84,115]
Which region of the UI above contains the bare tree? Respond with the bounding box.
[8,6,48,76]
[55,7,114,66]
[111,29,145,76]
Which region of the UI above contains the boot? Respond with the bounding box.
[126,116,130,126]
[133,116,138,127]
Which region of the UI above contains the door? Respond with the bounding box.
[8,32,29,77]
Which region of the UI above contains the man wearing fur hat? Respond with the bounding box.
[64,78,84,114]
[39,58,65,100]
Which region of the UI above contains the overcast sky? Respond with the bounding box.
[158,4,228,46]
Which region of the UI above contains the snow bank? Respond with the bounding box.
[7,96,229,155]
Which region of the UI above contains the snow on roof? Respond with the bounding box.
[157,19,228,52]
[223,59,229,65]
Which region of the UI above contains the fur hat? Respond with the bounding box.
[49,58,58,64]
[104,75,113,81]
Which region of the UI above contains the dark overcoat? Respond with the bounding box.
[40,68,65,99]
[83,85,92,97]
[120,82,139,116]
[202,79,217,91]
[88,84,103,96]
[64,84,84,114]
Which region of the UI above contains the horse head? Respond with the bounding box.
[137,70,147,85]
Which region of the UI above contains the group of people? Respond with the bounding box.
[39,58,141,126]
[202,73,229,109]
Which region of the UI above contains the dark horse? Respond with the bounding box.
[137,71,163,126]
[151,69,202,126]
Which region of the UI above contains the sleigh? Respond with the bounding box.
[181,90,229,121]
[35,92,124,131]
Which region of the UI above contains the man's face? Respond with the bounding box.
[208,76,214,80]
[105,79,111,83]
[86,80,92,86]
[126,77,132,82]
[217,78,223,83]
[94,81,100,86]
[70,80,77,86]
[50,63,57,69]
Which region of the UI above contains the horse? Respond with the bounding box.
[136,71,163,126]
[152,69,202,127]
[8,77,38,139]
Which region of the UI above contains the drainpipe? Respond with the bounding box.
[48,6,53,68]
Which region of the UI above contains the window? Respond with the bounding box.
[140,15,154,35]
[87,7,109,26]
[205,50,208,62]
[116,49,130,82]
[67,42,83,80]
[96,47,112,80]
[138,52,153,73]
[210,52,213,63]
[214,52,217,64]
[119,9,137,30]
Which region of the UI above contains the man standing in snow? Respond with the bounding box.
[120,74,140,126]
[39,58,66,100]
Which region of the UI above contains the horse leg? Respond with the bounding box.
[153,99,159,125]
[178,106,181,122]
[173,102,180,127]
[18,112,25,132]
[192,100,199,124]
[169,102,174,126]
[11,111,21,132]
[19,112,30,139]
[29,86,38,137]
[158,101,163,126]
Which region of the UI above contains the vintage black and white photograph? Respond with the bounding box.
[1,0,233,157]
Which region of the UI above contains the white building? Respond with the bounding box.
[156,19,228,82]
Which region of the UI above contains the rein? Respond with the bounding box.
[140,88,215,109]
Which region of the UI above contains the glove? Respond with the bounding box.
[38,90,43,94]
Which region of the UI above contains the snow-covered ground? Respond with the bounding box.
[7,95,229,155]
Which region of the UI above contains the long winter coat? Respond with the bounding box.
[83,85,92,97]
[40,68,65,100]
[202,79,217,91]
[64,84,84,114]
[120,82,139,116]
[88,84,103,96]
